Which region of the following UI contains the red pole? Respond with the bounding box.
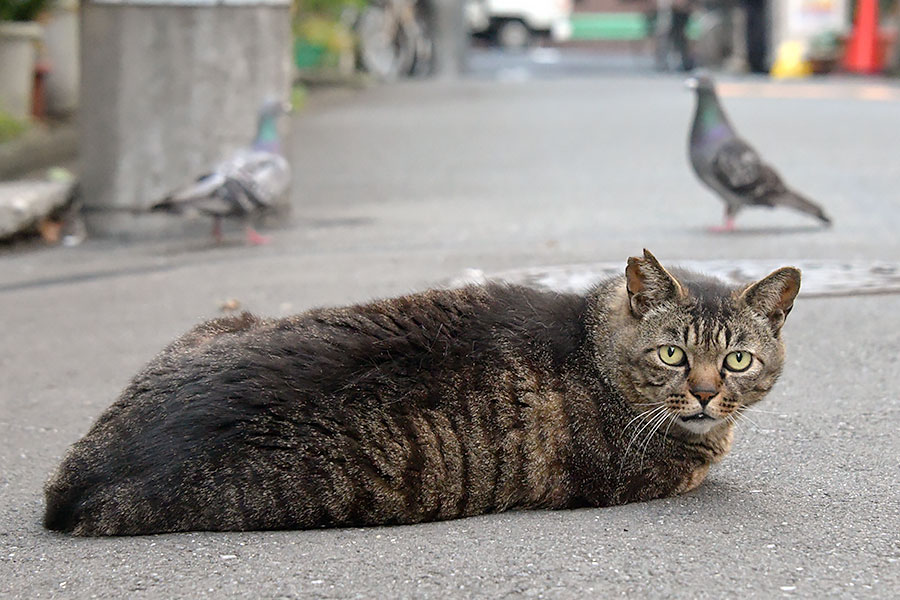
[843,0,883,74]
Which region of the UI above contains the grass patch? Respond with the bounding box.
[291,84,308,111]
[0,108,28,144]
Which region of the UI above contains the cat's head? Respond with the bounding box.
[606,250,800,438]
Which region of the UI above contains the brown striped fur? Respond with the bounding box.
[43,251,800,535]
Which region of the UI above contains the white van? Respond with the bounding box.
[466,0,574,49]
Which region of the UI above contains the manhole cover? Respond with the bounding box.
[451,260,900,298]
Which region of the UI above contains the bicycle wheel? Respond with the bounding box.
[357,4,417,80]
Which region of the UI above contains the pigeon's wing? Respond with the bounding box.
[712,139,787,207]
[713,139,763,188]
[167,173,226,202]
[223,150,291,209]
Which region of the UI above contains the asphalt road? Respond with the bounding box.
[2,56,899,598]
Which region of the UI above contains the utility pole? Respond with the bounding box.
[428,0,468,78]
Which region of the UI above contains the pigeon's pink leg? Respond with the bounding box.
[708,213,736,233]
[212,217,224,243]
[244,225,270,246]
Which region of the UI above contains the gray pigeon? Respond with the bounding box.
[153,99,292,245]
[686,74,831,231]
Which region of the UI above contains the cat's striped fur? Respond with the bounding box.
[44,251,800,535]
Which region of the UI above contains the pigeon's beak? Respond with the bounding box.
[685,77,698,90]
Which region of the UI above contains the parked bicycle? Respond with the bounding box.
[348,0,434,80]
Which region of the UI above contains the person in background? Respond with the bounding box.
[742,0,767,72]
[670,0,697,71]
[645,0,696,71]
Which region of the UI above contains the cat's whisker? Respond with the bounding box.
[623,404,667,432]
[740,406,781,415]
[637,412,666,457]
[730,412,758,435]
[635,410,670,464]
[650,414,679,466]
[734,409,762,429]
[627,405,668,437]
[639,412,675,471]
[726,413,745,435]
[661,410,679,443]
[619,405,670,473]
[623,408,669,456]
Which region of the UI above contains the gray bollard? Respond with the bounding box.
[80,0,292,239]
[44,0,81,117]
[0,21,43,120]
[428,0,468,79]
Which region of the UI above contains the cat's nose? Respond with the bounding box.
[690,387,718,407]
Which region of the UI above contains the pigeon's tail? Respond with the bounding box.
[151,174,225,212]
[777,190,832,226]
[150,197,177,212]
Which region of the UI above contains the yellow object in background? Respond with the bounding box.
[771,40,813,79]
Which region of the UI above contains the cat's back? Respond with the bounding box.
[44,282,588,534]
[175,283,587,399]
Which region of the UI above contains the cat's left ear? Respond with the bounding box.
[740,267,801,332]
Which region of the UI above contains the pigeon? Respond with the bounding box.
[686,74,831,231]
[152,99,292,245]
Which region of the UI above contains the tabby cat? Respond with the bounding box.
[44,250,800,536]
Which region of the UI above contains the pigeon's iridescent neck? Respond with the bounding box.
[253,115,281,152]
[701,103,724,127]
[698,88,728,124]
[692,90,734,145]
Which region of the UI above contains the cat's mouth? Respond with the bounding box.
[680,412,713,422]
[676,411,723,434]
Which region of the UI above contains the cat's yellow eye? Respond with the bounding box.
[658,345,686,366]
[724,351,752,372]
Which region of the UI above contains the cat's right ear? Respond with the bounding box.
[625,249,686,319]
[740,266,801,333]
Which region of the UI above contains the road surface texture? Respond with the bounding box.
[2,55,899,598]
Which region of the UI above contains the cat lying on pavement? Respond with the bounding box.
[44,250,800,536]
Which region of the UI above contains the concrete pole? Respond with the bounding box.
[428,0,468,79]
[80,0,292,239]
